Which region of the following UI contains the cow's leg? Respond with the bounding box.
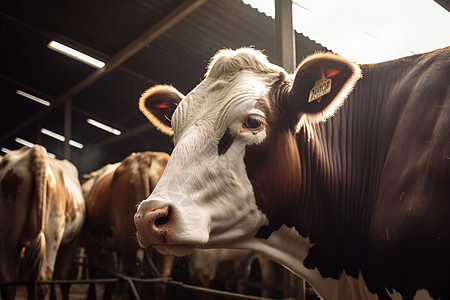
[53,234,82,300]
[38,199,68,300]
[154,254,173,300]
[121,249,143,300]
[84,245,99,300]
[0,254,18,300]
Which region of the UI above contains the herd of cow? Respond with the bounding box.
[1,46,449,300]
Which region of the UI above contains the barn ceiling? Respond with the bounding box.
[0,0,326,175]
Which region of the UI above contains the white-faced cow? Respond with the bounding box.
[82,151,173,300]
[0,145,85,300]
[134,47,450,299]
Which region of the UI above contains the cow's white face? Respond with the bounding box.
[135,48,361,258]
[135,68,285,255]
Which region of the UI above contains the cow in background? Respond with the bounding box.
[189,249,256,299]
[0,145,85,300]
[82,151,173,300]
[189,249,289,299]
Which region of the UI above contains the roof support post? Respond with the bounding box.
[275,4,304,298]
[64,98,72,160]
[274,0,296,72]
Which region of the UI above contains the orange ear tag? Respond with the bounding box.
[308,69,332,103]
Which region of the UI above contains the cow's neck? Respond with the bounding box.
[291,64,400,291]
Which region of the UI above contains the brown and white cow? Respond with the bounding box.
[82,151,173,300]
[189,249,286,298]
[0,145,85,300]
[189,249,256,296]
[134,47,450,299]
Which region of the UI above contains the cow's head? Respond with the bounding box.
[134,48,360,256]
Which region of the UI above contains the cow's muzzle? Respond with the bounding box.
[134,203,172,248]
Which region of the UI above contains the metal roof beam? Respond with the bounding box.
[0,0,208,143]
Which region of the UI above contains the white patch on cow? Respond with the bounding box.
[129,157,140,180]
[59,160,85,245]
[82,162,120,199]
[46,161,56,187]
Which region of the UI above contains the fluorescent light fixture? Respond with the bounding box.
[15,137,35,148]
[41,128,65,142]
[68,140,84,149]
[41,128,84,149]
[242,0,450,64]
[47,41,105,69]
[16,90,51,106]
[1,147,11,154]
[86,118,121,136]
[13,139,56,158]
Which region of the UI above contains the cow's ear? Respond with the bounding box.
[139,85,184,136]
[286,52,361,126]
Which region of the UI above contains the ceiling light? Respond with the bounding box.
[12,138,56,158]
[15,137,35,148]
[47,41,105,69]
[16,90,50,106]
[41,128,84,149]
[86,118,121,135]
[68,140,84,149]
[1,147,11,154]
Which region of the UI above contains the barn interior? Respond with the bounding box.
[0,0,327,176]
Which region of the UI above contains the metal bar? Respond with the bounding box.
[0,0,208,144]
[167,280,275,300]
[274,0,296,72]
[0,279,120,286]
[126,278,141,300]
[0,277,276,300]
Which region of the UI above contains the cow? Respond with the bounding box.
[81,151,173,300]
[0,145,85,300]
[189,249,288,299]
[134,47,450,300]
[189,249,256,297]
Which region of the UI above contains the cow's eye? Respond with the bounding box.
[243,115,264,130]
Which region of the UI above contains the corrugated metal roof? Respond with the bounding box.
[0,0,326,174]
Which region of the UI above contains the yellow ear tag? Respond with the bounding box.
[308,69,332,103]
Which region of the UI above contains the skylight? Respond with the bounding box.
[242,0,450,64]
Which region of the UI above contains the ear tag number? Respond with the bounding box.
[308,69,332,103]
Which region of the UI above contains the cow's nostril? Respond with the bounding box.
[154,208,170,226]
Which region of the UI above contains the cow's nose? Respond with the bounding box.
[134,204,172,247]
